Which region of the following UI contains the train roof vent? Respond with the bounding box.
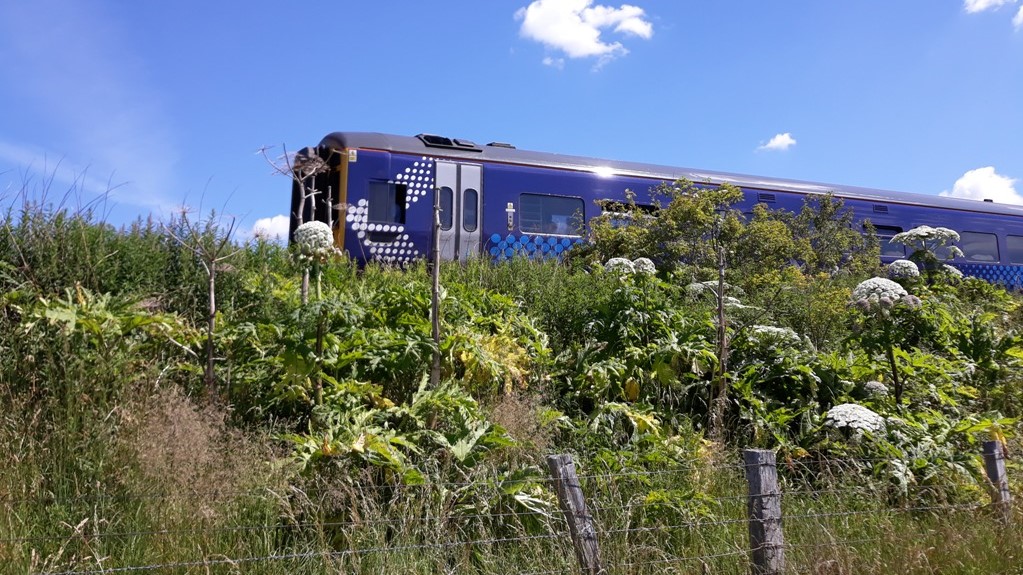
[487,141,516,149]
[873,204,889,214]
[757,192,777,203]
[416,133,482,152]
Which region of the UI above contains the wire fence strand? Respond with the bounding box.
[10,449,1017,575]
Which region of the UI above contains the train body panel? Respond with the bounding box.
[290,132,1023,288]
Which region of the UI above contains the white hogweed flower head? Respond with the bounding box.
[863,380,889,397]
[293,220,339,265]
[890,225,960,247]
[632,257,656,275]
[686,282,708,297]
[943,264,964,279]
[749,325,803,348]
[825,403,886,437]
[851,277,912,314]
[890,225,964,260]
[604,257,636,275]
[887,259,920,280]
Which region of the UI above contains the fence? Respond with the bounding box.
[2,441,1014,575]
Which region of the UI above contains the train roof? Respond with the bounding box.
[319,131,1023,218]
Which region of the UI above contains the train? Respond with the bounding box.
[289,131,1023,287]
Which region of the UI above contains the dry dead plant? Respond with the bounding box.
[122,386,287,520]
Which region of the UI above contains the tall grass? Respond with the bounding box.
[3,201,1023,574]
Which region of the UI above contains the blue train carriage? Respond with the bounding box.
[288,131,1023,288]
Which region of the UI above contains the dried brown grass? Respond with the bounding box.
[122,386,288,516]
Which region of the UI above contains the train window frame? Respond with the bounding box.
[462,188,478,232]
[518,193,585,236]
[959,231,999,263]
[873,225,906,258]
[366,181,407,241]
[1007,235,1023,265]
[439,186,453,231]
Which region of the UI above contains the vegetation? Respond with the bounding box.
[2,182,1023,574]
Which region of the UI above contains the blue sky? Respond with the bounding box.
[2,0,1022,239]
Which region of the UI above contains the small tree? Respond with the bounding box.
[164,210,242,398]
[578,179,744,273]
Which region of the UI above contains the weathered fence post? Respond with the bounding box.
[546,454,604,575]
[429,187,442,389]
[744,449,785,575]
[983,440,1012,523]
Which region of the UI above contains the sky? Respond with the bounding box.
[1,0,1022,240]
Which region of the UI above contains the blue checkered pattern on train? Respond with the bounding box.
[488,233,584,261]
[956,263,1023,290]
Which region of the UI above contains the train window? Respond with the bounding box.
[1008,236,1023,264]
[873,225,905,258]
[519,193,584,235]
[462,188,478,232]
[368,181,406,224]
[439,187,453,231]
[959,231,999,262]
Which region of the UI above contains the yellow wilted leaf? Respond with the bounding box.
[624,378,640,402]
[321,436,335,456]
[371,394,395,409]
[351,433,366,453]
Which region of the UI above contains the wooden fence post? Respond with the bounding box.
[983,440,1012,523]
[546,454,604,575]
[744,449,785,575]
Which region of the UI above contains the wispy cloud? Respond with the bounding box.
[963,0,1016,13]
[940,166,1023,204]
[963,0,1017,13]
[0,139,126,199]
[756,133,797,152]
[0,1,179,214]
[515,0,653,69]
[962,0,1023,29]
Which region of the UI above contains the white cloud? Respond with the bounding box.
[757,133,797,152]
[940,166,1023,204]
[963,0,1016,13]
[1014,5,1023,28]
[515,0,653,67]
[251,214,290,242]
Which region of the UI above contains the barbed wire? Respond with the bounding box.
[783,536,888,551]
[613,547,750,569]
[782,501,984,522]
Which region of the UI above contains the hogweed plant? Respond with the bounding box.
[849,277,923,407]
[886,259,920,281]
[824,402,887,440]
[292,220,341,404]
[890,225,963,282]
[293,220,340,302]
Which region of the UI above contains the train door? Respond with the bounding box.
[434,161,482,261]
